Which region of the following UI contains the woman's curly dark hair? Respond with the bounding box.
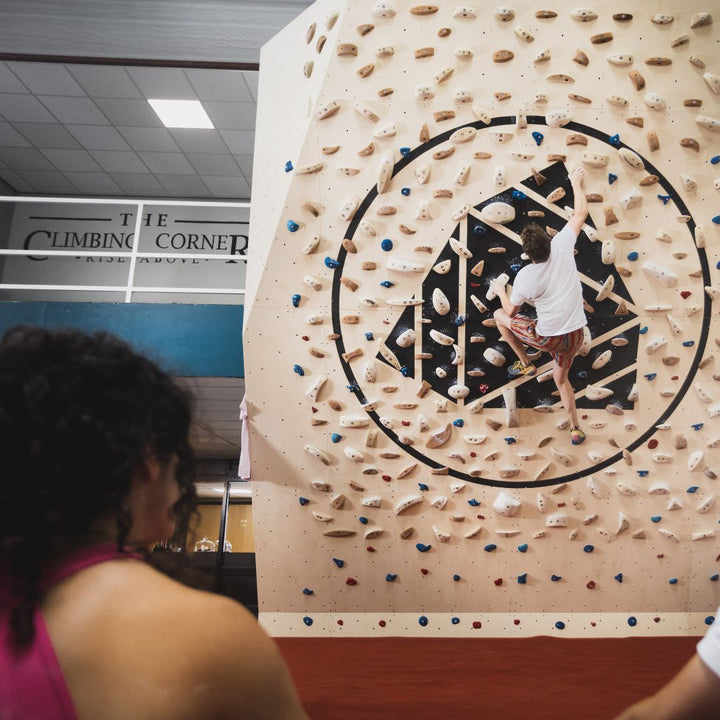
[520,222,552,263]
[0,326,196,645]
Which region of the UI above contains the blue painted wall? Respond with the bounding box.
[0,302,244,377]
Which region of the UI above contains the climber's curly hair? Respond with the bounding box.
[520,222,552,263]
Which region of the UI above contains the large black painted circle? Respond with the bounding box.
[331,116,710,488]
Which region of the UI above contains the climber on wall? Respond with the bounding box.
[491,167,589,445]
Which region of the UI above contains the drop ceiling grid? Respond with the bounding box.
[0,61,257,198]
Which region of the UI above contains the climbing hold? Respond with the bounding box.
[452,617,460,625]
[324,257,340,269]
[365,332,374,341]
[453,574,461,582]
[627,251,639,261]
[687,486,699,494]
[287,220,300,232]
[682,340,695,347]
[639,327,648,335]
[644,374,656,381]
[628,617,637,627]
[303,588,314,595]
[455,316,465,326]
[555,621,565,630]
[583,545,594,553]
[587,581,596,589]
[418,616,428,626]
[518,573,527,584]
[518,543,528,553]
[386,573,397,582]
[504,437,517,445]
[532,131,544,146]
[453,419,464,427]
[303,616,313,626]
[608,173,617,184]
[299,497,309,506]
[615,573,623,583]
[609,134,620,146]
[416,543,431,552]
[711,575,719,582]
[657,194,671,205]
[332,557,344,568]
[401,187,411,196]
[358,517,368,525]
[637,470,649,477]
[651,516,662,523]
[291,294,301,307]
[692,423,704,431]
[493,578,503,586]
[346,577,357,586]
[418,483,429,491]
[712,156,720,165]
[285,161,294,172]
[706,617,716,626]
[551,574,562,582]
[330,433,342,443]
[400,146,411,156]
[484,543,498,552]
[669,578,678,585]
[468,499,480,506]
[381,238,393,251]
[512,190,527,200]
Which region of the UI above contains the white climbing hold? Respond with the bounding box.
[432,288,451,315]
[431,495,448,510]
[546,513,568,527]
[697,495,715,514]
[480,202,516,224]
[493,492,521,517]
[546,110,572,128]
[305,444,331,465]
[395,495,423,514]
[642,261,677,288]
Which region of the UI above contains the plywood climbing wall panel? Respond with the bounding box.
[246,0,720,637]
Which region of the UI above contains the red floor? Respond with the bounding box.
[278,636,699,720]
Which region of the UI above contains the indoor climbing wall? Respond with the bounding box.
[245,0,720,637]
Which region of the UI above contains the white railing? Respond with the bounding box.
[0,196,250,303]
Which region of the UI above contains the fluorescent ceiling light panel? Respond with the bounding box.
[148,99,214,128]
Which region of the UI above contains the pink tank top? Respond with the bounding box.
[0,544,140,720]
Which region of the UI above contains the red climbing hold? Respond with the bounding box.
[680,291,691,299]
[421,568,429,575]
[382,474,392,482]
[648,439,658,449]
[479,384,489,393]
[477,514,485,519]
[346,577,357,585]
[513,619,521,625]
[402,420,411,426]
[494,578,503,586]
[590,622,597,627]
[671,376,678,381]
[311,406,318,413]
[472,621,482,629]
[379,620,386,627]
[658,554,665,559]
[587,581,596,589]
[366,546,375,552]
[469,451,477,457]
[557,502,566,507]
[337,619,344,625]
[582,414,588,420]
[302,335,310,341]
[654,617,661,623]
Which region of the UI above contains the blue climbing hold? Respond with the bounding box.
[418,615,428,626]
[713,215,720,225]
[512,189,527,200]
[504,437,517,445]
[400,146,411,156]
[400,365,411,377]
[303,588,314,595]
[706,616,715,626]
[577,370,588,380]
[651,515,661,523]
[644,373,656,381]
[608,133,620,146]
[303,616,313,626]
[669,578,678,585]
[657,194,671,205]
[416,543,431,553]
[510,263,521,273]
[451,617,460,625]
[711,574,719,582]
[453,419,464,427]
[386,573,397,582]
[555,621,566,630]
[518,573,527,584]
[287,219,299,232]
[346,383,359,393]
[608,173,618,184]
[518,543,528,553]
[291,294,301,307]
[711,155,720,165]
[333,557,344,568]
[365,332,374,341]
[691,423,704,431]
[453,574,461,582]
[380,280,394,288]
[418,482,429,491]
[687,486,699,494]
[401,187,411,196]
[628,616,637,627]
[627,251,639,262]
[473,224,487,235]
[381,238,393,251]
[331,433,342,443]
[285,160,294,172]
[484,544,497,552]
[468,499,480,506]
[359,516,368,524]
[583,544,594,553]
[639,326,648,334]
[532,131,544,146]
[324,256,340,269]
[455,315,465,326]
[551,574,562,582]
[299,497,309,506]
[615,573,623,583]
[637,470,649,477]
[682,340,695,347]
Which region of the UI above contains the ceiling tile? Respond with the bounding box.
[94,98,163,127]
[0,147,56,170]
[186,153,240,176]
[203,102,256,131]
[12,122,82,149]
[0,94,57,123]
[0,64,30,94]
[242,71,259,100]
[168,128,227,154]
[109,172,166,196]
[0,122,31,148]
[66,124,131,151]
[201,175,251,199]
[67,65,141,99]
[38,96,109,125]
[155,174,210,196]
[63,172,122,195]
[137,151,195,175]
[17,170,78,194]
[219,130,255,155]
[127,67,197,99]
[89,150,149,173]
[8,62,86,96]
[117,126,179,152]
[41,148,103,172]
[0,169,34,193]
[233,154,254,179]
[185,69,253,102]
